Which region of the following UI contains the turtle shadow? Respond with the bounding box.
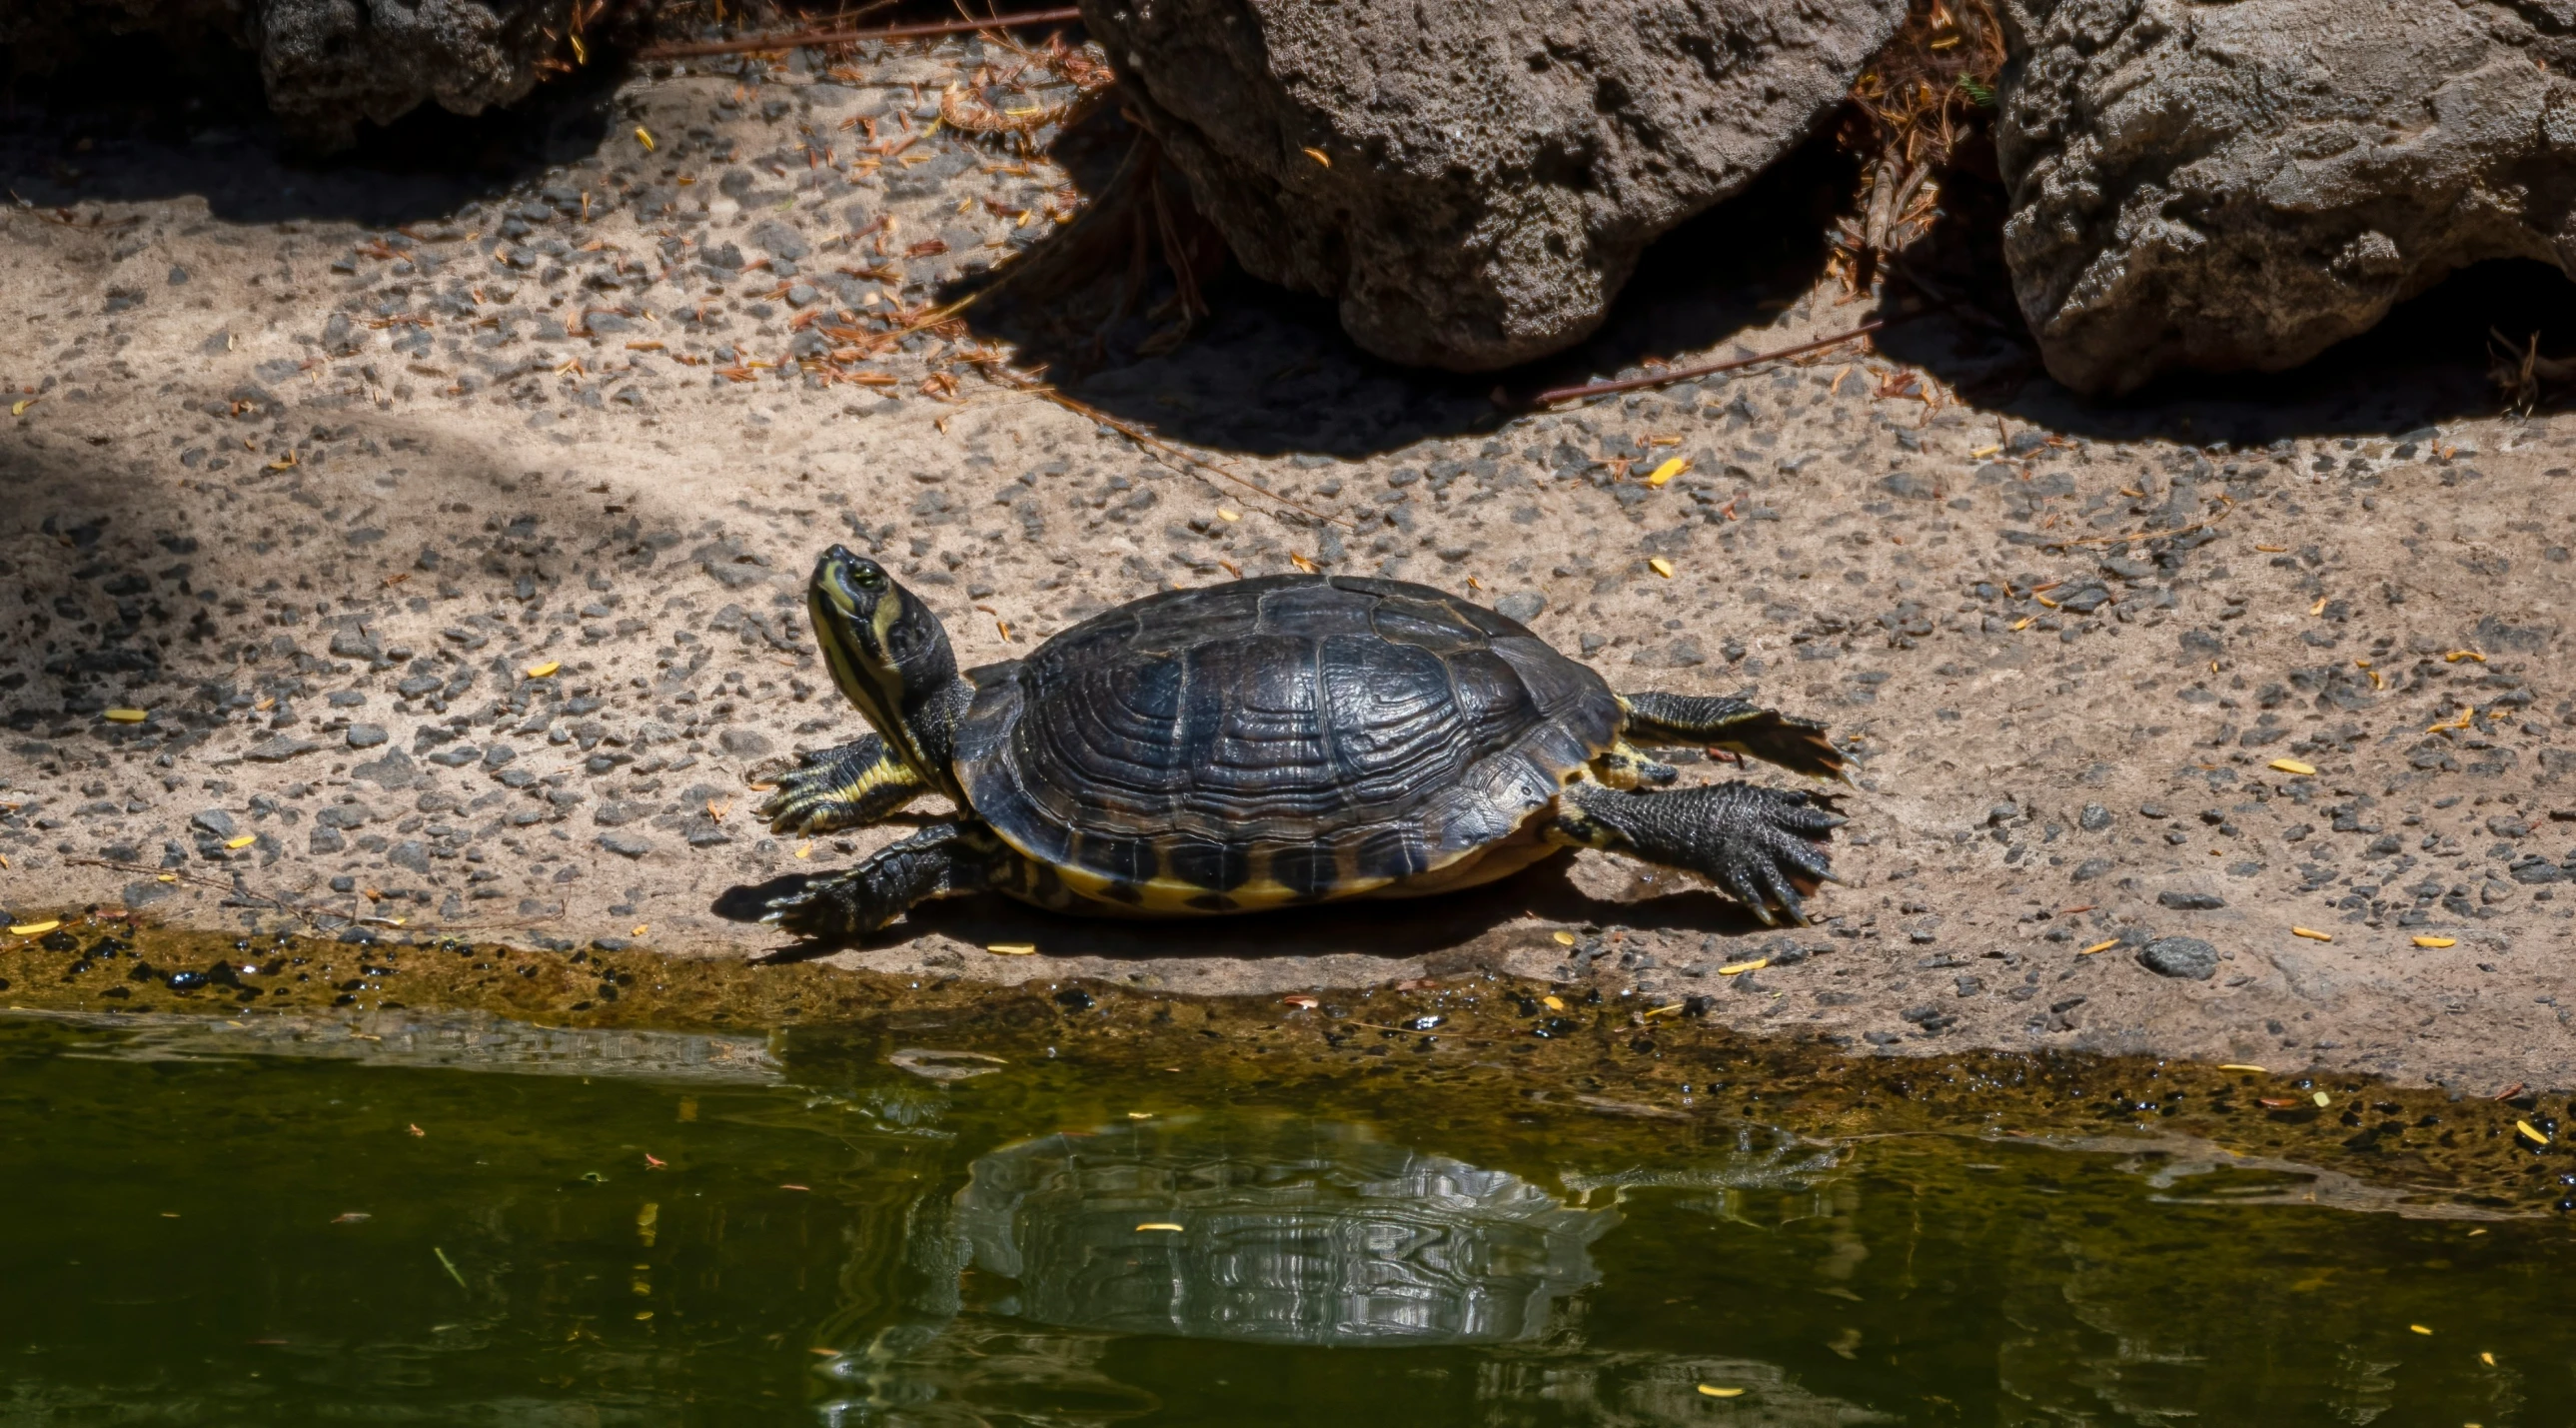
[715,855,1789,964]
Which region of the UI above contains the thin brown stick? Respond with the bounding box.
[965,358,1351,529]
[66,855,315,924]
[2032,507,2229,553]
[638,7,1083,60]
[1530,322,1887,406]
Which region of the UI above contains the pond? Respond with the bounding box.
[4,1003,2570,1426]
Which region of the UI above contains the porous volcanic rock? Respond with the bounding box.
[251,0,569,149]
[1081,0,1907,370]
[1995,0,2576,396]
[3,0,573,150]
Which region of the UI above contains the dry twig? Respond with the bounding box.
[639,7,1082,60]
[2489,328,2576,413]
[965,357,1349,528]
[1530,322,1888,407]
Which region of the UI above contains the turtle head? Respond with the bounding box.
[809,545,960,775]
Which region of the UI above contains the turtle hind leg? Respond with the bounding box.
[754,732,928,836]
[732,822,1022,941]
[1550,780,1845,925]
[1621,692,1848,783]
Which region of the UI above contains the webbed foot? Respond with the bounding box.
[715,822,1016,943]
[1620,692,1849,783]
[1555,780,1844,924]
[752,733,927,836]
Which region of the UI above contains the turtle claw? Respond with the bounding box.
[1565,779,1847,926]
[754,735,925,837]
[1694,782,1845,925]
[746,868,890,942]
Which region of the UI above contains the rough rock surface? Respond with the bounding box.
[251,0,566,149]
[1082,0,1906,370]
[3,0,566,149]
[1995,0,2576,396]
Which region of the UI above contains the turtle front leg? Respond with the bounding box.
[750,821,1023,940]
[1620,692,1848,782]
[1551,780,1844,925]
[754,732,928,836]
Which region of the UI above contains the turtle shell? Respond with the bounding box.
[951,575,1620,912]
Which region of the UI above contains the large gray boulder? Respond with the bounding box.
[1996,0,2576,396]
[2,0,570,150]
[1082,0,1907,371]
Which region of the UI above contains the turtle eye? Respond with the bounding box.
[851,564,883,590]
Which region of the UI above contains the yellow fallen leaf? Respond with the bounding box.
[635,125,656,152]
[102,708,148,722]
[2079,939,2118,955]
[1968,443,2001,459]
[2312,1091,2332,1108]
[224,834,257,849]
[9,396,38,417]
[1645,456,1690,487]
[1216,508,1239,522]
[2290,926,2332,942]
[2269,758,2317,775]
[631,923,648,937]
[1697,1385,1746,1399]
[2409,1324,2432,1336]
[985,942,1037,956]
[8,919,61,937]
[2010,617,2032,632]
[569,30,588,64]
[1648,557,1675,579]
[2412,935,2457,948]
[1289,553,1319,574]
[794,841,812,858]
[1542,995,1566,1010]
[2254,544,2287,553]
[2482,1352,2497,1366]
[1135,1222,1184,1231]
[267,452,298,471]
[2217,1063,2267,1073]
[2517,1119,2551,1147]
[1552,930,1577,945]
[525,660,561,679]
[1642,1002,1685,1017]
[156,873,176,883]
[2444,649,2485,664]
[1717,958,1768,975]
[1302,146,1330,167]
[2309,597,2328,616]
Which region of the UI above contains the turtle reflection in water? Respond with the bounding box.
[941,1118,1615,1346]
[727,548,1848,940]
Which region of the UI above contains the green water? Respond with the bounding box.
[3,1009,2570,1426]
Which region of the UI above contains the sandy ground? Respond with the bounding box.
[4,39,2574,1096]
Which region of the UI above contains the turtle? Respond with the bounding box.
[734,545,1847,940]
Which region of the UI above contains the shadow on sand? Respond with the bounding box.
[0,27,625,228]
[715,854,1783,965]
